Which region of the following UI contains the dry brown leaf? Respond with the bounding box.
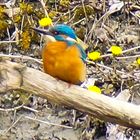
[95,28,108,42]
[117,34,139,44]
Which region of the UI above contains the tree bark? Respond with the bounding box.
[0,60,140,129]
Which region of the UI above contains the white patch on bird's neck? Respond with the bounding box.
[43,35,56,44]
[66,37,77,42]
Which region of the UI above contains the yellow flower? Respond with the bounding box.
[136,58,140,65]
[39,17,52,27]
[88,86,101,94]
[88,51,101,61]
[110,45,122,55]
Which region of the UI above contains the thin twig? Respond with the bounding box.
[130,11,140,21]
[122,46,140,53]
[22,106,39,113]
[100,46,140,58]
[0,105,23,112]
[39,0,49,18]
[55,5,78,24]
[2,115,23,134]
[116,55,140,60]
[0,40,18,44]
[0,54,42,64]
[72,18,85,26]
[20,15,25,32]
[0,105,38,113]
[81,0,88,25]
[24,115,72,129]
[86,59,137,79]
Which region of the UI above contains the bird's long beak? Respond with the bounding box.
[32,27,56,43]
[31,27,53,35]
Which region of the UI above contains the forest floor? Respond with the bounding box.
[0,0,140,140]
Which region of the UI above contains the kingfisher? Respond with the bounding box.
[33,24,86,85]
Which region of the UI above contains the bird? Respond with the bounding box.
[33,24,86,85]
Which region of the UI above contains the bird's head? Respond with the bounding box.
[33,24,77,44]
[49,24,77,42]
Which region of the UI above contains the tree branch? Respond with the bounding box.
[0,60,140,129]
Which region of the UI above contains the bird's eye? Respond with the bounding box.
[52,31,59,35]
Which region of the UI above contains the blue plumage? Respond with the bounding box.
[50,24,77,39]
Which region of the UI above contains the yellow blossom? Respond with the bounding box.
[87,86,101,94]
[88,51,101,61]
[39,17,52,27]
[110,45,122,55]
[136,58,140,65]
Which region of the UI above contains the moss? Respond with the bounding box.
[60,15,69,22]
[34,9,45,19]
[13,14,22,23]
[76,27,86,40]
[19,2,34,15]
[49,11,58,18]
[48,0,56,3]
[30,30,40,43]
[59,0,70,7]
[0,6,6,19]
[0,20,8,30]
[12,90,30,105]
[74,5,94,20]
[21,30,31,49]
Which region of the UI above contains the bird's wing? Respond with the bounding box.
[76,44,87,62]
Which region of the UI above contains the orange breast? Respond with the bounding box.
[42,41,86,84]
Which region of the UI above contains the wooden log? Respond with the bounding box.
[0,60,140,129]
